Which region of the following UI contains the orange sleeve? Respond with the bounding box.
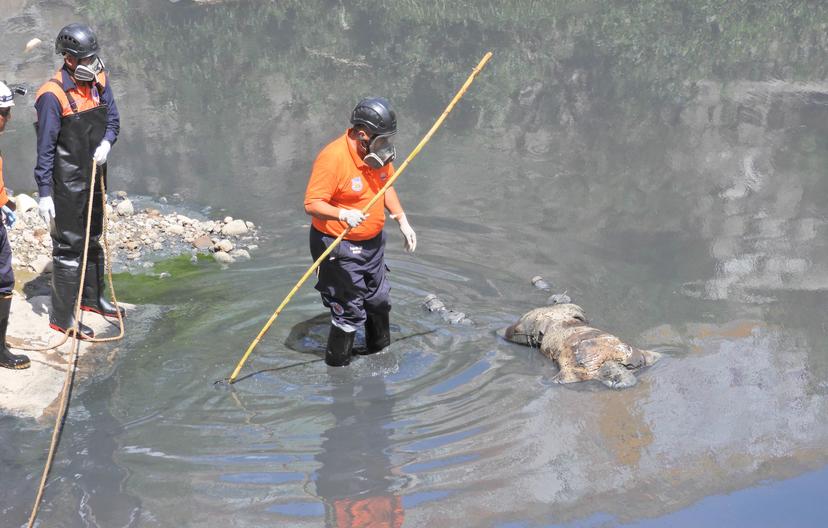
[0,156,8,208]
[304,147,339,206]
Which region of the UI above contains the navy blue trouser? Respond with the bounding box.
[0,223,14,295]
[310,227,391,332]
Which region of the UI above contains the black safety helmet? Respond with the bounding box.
[350,97,397,136]
[55,23,99,59]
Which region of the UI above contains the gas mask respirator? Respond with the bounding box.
[363,133,396,169]
[73,56,104,82]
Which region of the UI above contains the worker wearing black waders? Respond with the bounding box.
[0,81,30,369]
[34,23,122,339]
[304,97,417,367]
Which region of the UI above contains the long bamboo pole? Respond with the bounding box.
[228,51,493,383]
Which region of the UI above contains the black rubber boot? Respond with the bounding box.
[49,321,95,340]
[325,324,355,367]
[360,311,391,355]
[51,259,95,340]
[81,254,125,319]
[0,296,30,369]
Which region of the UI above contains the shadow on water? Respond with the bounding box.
[220,314,438,385]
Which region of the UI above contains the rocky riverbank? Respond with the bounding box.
[7,191,260,273]
[0,290,149,421]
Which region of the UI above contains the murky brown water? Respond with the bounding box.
[2,1,828,526]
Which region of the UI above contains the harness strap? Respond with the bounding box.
[46,78,78,114]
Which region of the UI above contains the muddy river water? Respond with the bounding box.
[1,1,827,526]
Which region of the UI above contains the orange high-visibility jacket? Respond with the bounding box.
[35,68,108,116]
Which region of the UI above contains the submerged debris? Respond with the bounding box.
[531,275,551,291]
[422,294,473,326]
[547,293,572,305]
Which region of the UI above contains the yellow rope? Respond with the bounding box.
[227,51,493,383]
[26,160,124,527]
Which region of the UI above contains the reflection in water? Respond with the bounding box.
[315,374,405,528]
[285,313,406,527]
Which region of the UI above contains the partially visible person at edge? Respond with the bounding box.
[34,22,123,340]
[304,97,417,367]
[0,81,30,369]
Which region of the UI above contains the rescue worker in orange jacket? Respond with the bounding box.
[304,97,417,367]
[34,23,122,339]
[0,81,30,369]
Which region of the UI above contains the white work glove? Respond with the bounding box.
[393,212,417,253]
[38,196,55,226]
[93,139,111,165]
[338,208,368,228]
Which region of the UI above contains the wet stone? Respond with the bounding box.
[215,239,234,253]
[192,234,212,250]
[213,251,234,264]
[423,294,446,312]
[8,193,260,273]
[531,275,552,291]
[222,219,249,236]
[116,199,135,216]
[442,310,467,325]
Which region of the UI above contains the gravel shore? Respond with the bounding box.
[7,191,260,273]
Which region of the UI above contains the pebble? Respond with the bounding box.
[192,234,212,250]
[221,219,248,236]
[159,272,171,279]
[7,191,260,272]
[116,199,134,216]
[215,239,234,253]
